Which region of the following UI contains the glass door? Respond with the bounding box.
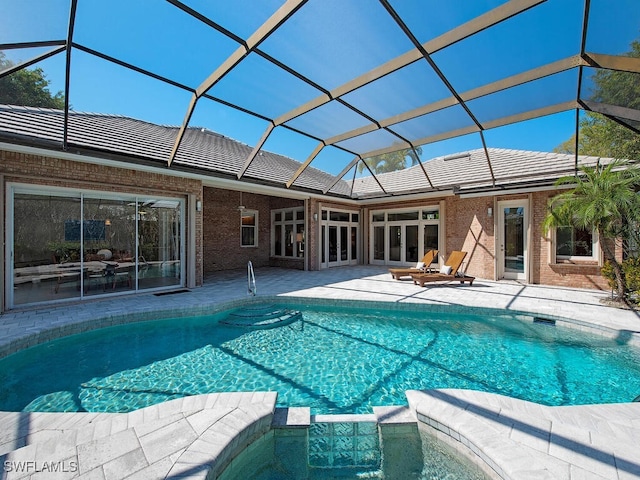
[328,225,350,266]
[387,224,419,265]
[498,200,528,281]
[405,225,419,263]
[323,211,359,268]
[388,225,402,262]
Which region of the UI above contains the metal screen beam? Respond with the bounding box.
[575,0,590,173]
[364,125,480,160]
[62,0,78,151]
[273,0,543,127]
[460,55,583,102]
[286,142,325,188]
[582,101,640,123]
[353,99,577,160]
[361,159,388,196]
[479,131,496,186]
[0,46,66,79]
[411,146,434,189]
[0,40,66,50]
[168,0,307,167]
[583,53,640,75]
[169,94,198,163]
[324,55,581,150]
[482,101,578,130]
[323,157,361,194]
[74,44,194,91]
[237,122,275,179]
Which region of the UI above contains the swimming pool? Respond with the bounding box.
[1,300,639,414]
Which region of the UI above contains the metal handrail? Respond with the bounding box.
[247,261,256,296]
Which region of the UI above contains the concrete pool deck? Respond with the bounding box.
[1,266,640,479]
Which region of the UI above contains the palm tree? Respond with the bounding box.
[358,147,422,174]
[542,161,640,301]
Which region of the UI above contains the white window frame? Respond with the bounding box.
[553,226,599,262]
[271,207,304,258]
[240,209,258,248]
[369,206,441,266]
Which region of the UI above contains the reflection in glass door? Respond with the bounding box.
[370,209,440,266]
[405,225,418,263]
[498,200,528,281]
[340,226,348,261]
[389,226,401,262]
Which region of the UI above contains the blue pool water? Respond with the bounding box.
[1,302,640,414]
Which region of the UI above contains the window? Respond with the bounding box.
[241,210,258,247]
[556,226,596,259]
[272,207,304,258]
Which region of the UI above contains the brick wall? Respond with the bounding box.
[2,149,617,291]
[201,187,304,274]
[363,191,614,290]
[532,190,613,290]
[1,149,204,285]
[445,195,496,279]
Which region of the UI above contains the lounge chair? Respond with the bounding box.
[389,249,438,280]
[411,250,475,287]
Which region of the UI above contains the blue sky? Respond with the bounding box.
[3,0,639,176]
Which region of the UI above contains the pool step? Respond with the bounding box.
[307,421,382,474]
[220,306,302,328]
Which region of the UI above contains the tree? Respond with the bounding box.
[554,40,640,159]
[542,161,640,301]
[0,52,65,109]
[358,146,422,174]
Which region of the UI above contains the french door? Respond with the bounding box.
[321,209,359,268]
[328,224,350,266]
[497,200,528,281]
[370,208,440,266]
[387,224,419,265]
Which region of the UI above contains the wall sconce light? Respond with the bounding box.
[313,213,318,221]
[487,207,493,217]
[196,200,202,212]
[105,219,112,226]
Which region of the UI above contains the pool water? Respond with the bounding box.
[1,302,640,413]
[218,423,490,480]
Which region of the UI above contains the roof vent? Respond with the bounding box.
[443,152,471,161]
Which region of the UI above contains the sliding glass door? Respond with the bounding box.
[9,186,184,308]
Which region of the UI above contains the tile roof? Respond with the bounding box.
[0,105,351,197]
[351,148,608,198]
[0,105,610,200]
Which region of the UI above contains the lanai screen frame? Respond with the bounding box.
[1,0,639,199]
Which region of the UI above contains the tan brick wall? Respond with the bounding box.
[532,190,613,290]
[1,149,204,285]
[445,195,496,280]
[364,191,614,290]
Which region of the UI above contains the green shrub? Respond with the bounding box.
[601,258,640,297]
